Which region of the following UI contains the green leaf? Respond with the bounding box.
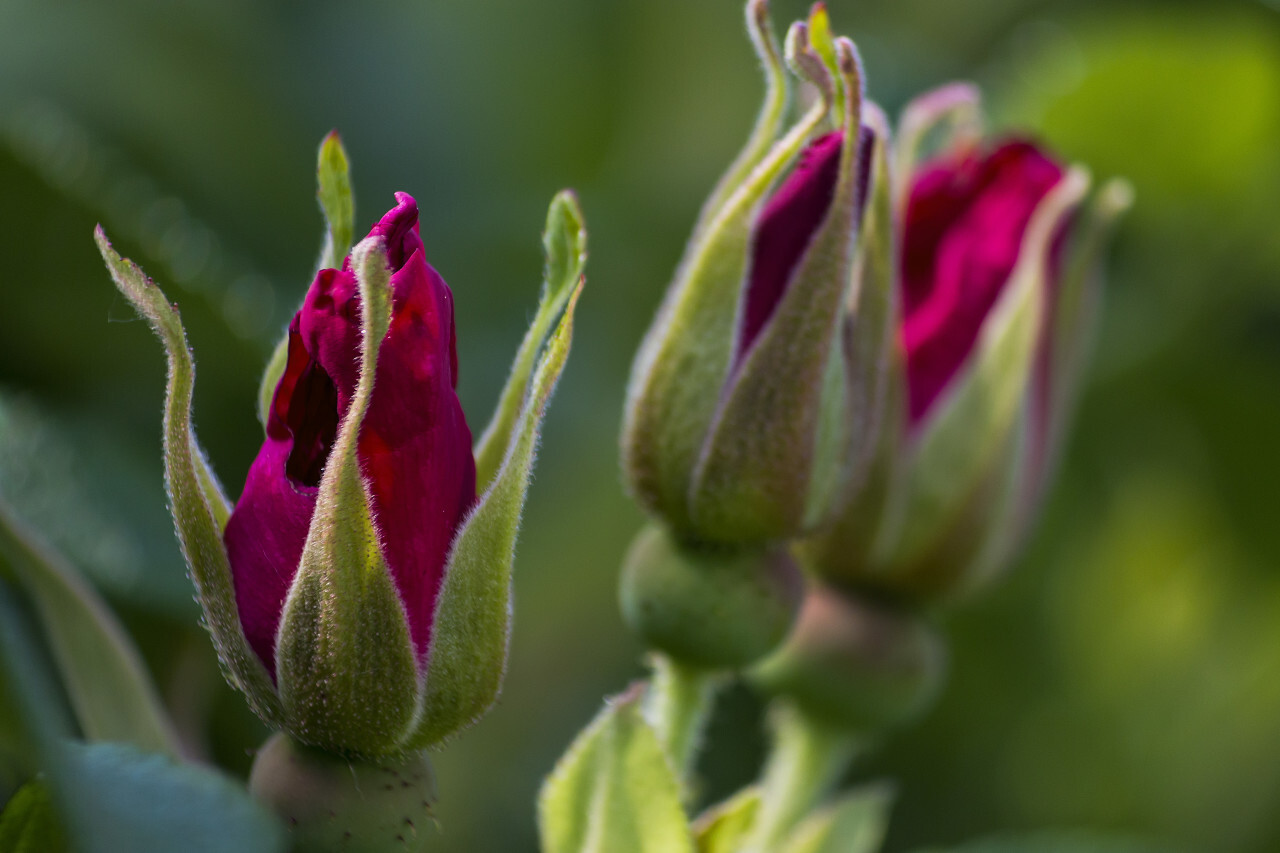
[877,170,1090,582]
[621,20,836,534]
[0,499,179,756]
[910,832,1176,853]
[95,227,281,725]
[0,579,283,853]
[275,238,420,757]
[473,190,586,488]
[408,279,584,748]
[689,39,864,542]
[691,786,760,853]
[538,686,694,853]
[781,784,892,853]
[0,780,68,853]
[316,130,355,272]
[57,741,287,853]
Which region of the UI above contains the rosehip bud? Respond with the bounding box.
[98,136,586,757]
[802,85,1132,603]
[622,3,885,546]
[618,523,803,669]
[751,584,946,732]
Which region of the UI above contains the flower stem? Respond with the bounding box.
[643,653,723,785]
[744,701,862,852]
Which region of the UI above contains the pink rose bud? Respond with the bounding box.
[800,85,1131,603]
[99,133,587,756]
[224,193,476,677]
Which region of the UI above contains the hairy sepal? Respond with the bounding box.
[95,228,281,725]
[274,239,420,758]
[407,281,583,749]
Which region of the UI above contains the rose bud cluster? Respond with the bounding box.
[756,82,1131,732]
[618,2,890,673]
[98,133,587,761]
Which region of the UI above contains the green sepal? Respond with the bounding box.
[979,178,1132,585]
[693,0,790,242]
[538,685,694,853]
[1037,179,1134,496]
[892,82,983,214]
[0,780,68,853]
[406,279,584,749]
[256,335,289,429]
[622,19,836,536]
[691,786,761,853]
[257,131,357,427]
[689,37,865,543]
[797,105,904,589]
[805,3,845,128]
[872,170,1090,595]
[780,784,893,853]
[95,227,282,725]
[274,238,421,758]
[473,190,586,488]
[0,499,180,756]
[316,130,355,271]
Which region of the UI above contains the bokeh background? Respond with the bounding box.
[1,0,1278,850]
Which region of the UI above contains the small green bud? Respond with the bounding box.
[249,733,435,853]
[751,586,946,732]
[619,524,803,669]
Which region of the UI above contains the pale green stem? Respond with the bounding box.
[643,654,723,784]
[743,702,862,852]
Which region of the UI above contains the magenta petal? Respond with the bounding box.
[224,193,476,675]
[900,140,1065,425]
[224,321,327,674]
[738,131,844,364]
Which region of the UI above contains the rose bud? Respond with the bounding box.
[97,134,587,758]
[801,84,1132,604]
[622,3,887,549]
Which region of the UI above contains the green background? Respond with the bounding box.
[1,0,1278,850]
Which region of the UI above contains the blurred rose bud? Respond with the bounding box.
[622,3,889,548]
[802,84,1132,604]
[99,136,586,757]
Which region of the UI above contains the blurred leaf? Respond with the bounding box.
[999,10,1280,212]
[781,784,892,853]
[0,779,68,853]
[57,741,286,853]
[692,786,760,853]
[0,499,179,756]
[911,831,1175,853]
[0,393,192,615]
[538,685,693,853]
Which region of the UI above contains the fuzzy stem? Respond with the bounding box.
[744,702,862,851]
[643,654,723,786]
